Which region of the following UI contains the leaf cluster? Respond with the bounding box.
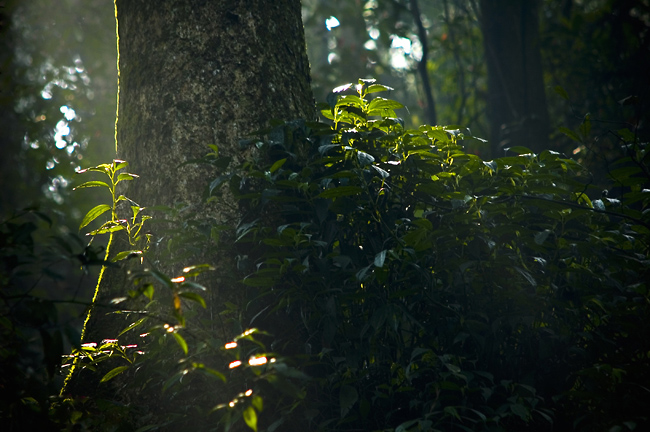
[203,79,650,431]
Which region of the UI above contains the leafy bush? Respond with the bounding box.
[0,209,105,430]
[205,79,650,431]
[60,80,649,431]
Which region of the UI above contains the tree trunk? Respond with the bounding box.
[480,0,549,156]
[63,0,314,420]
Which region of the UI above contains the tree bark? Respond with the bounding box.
[64,0,314,418]
[480,0,549,156]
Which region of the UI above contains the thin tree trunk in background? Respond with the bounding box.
[410,0,437,126]
[64,0,314,413]
[480,0,549,156]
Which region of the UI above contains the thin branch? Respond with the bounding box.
[409,0,437,125]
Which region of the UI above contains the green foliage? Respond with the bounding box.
[55,80,649,431]
[74,160,150,245]
[0,209,106,430]
[200,79,649,431]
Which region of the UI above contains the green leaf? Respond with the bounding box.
[80,163,111,173]
[483,160,497,173]
[318,185,363,199]
[534,229,551,245]
[505,146,534,155]
[337,94,365,108]
[368,97,404,111]
[269,158,287,173]
[444,406,461,420]
[514,266,537,287]
[148,268,173,289]
[87,223,124,236]
[366,84,394,94]
[252,395,263,412]
[74,180,110,190]
[143,284,154,300]
[172,332,188,356]
[100,365,129,383]
[339,385,358,419]
[179,281,207,291]
[395,420,419,432]
[117,173,138,182]
[510,404,529,421]
[554,85,569,100]
[113,160,128,171]
[112,249,143,262]
[79,204,111,230]
[374,250,387,268]
[196,365,227,382]
[178,292,207,308]
[118,317,148,337]
[357,151,375,166]
[559,127,581,143]
[243,406,258,432]
[371,165,389,178]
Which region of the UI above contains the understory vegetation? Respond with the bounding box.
[3,80,650,431]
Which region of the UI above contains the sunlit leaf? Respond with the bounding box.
[332,83,353,93]
[87,223,124,236]
[269,158,287,173]
[366,84,394,94]
[113,160,128,171]
[368,97,404,111]
[172,332,188,356]
[337,94,365,108]
[79,204,111,230]
[118,317,148,337]
[74,180,110,190]
[243,406,258,432]
[112,249,143,262]
[117,173,138,182]
[100,365,129,383]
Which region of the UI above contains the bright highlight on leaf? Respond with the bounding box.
[225,342,237,349]
[229,360,242,369]
[170,276,185,283]
[248,356,267,366]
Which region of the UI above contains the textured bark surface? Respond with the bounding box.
[85,0,313,336]
[118,0,314,209]
[66,0,314,408]
[480,0,550,155]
